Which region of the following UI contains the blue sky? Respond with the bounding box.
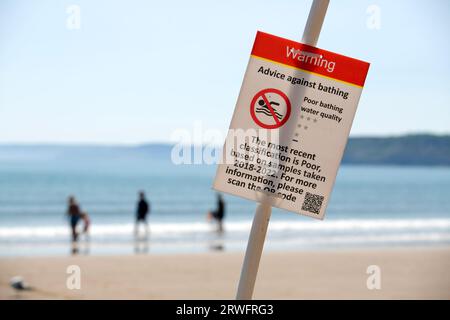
[1,0,449,144]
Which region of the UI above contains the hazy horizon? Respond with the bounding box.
[0,131,447,147]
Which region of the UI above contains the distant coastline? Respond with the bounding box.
[0,134,449,167]
[342,134,450,166]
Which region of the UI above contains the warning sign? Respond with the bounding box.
[250,88,291,129]
[213,31,370,220]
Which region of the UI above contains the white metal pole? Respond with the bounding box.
[302,0,329,47]
[236,202,272,299]
[235,0,329,300]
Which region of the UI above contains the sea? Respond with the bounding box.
[0,145,449,257]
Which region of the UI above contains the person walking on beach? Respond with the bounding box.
[67,196,82,242]
[135,191,150,237]
[208,193,226,233]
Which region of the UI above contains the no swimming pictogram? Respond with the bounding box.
[250,88,291,129]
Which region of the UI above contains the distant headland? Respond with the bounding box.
[0,134,449,167]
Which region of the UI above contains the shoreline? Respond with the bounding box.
[2,216,449,258]
[1,247,449,299]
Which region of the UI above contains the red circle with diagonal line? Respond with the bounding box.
[250,88,291,129]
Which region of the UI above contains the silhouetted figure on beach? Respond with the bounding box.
[208,194,226,233]
[135,191,150,238]
[67,196,82,242]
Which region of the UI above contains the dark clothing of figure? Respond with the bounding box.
[67,203,81,241]
[70,215,80,229]
[68,204,81,227]
[213,198,225,221]
[68,203,81,217]
[137,199,149,221]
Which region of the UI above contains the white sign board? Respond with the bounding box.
[213,31,370,219]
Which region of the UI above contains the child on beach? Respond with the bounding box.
[80,212,90,235]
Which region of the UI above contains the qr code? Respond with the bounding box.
[301,192,324,215]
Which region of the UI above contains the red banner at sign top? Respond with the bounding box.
[251,31,370,87]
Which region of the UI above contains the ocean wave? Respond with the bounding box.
[0,218,449,239]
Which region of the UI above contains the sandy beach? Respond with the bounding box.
[1,247,449,300]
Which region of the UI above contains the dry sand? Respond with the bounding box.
[1,247,449,299]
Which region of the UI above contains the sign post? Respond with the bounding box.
[236,200,272,300]
[235,0,330,301]
[213,0,369,299]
